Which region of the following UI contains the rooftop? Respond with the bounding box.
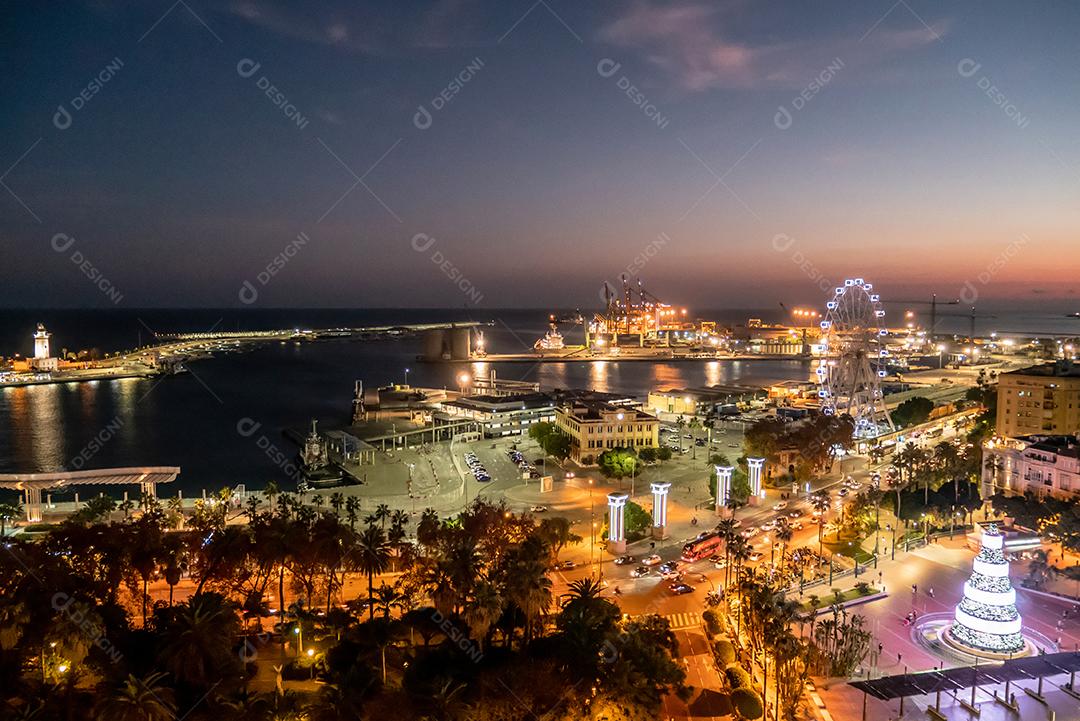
[1017,434,1080,459]
[560,401,657,422]
[1003,361,1080,379]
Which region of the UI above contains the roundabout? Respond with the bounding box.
[909,525,1060,663]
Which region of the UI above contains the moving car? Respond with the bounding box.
[613,555,635,565]
[669,582,695,595]
[530,505,547,513]
[630,566,651,578]
[747,551,763,562]
[774,501,788,511]
[555,560,576,570]
[642,554,662,566]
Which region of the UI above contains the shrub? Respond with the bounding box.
[731,688,764,719]
[854,581,872,596]
[714,639,736,666]
[725,664,752,690]
[702,610,721,637]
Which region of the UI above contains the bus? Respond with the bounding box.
[681,532,723,562]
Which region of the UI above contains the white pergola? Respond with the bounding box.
[0,466,181,522]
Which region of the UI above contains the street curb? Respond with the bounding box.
[810,591,888,615]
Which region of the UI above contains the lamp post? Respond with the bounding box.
[404,368,410,386]
[888,523,896,560]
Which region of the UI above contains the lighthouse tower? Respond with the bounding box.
[33,323,51,359]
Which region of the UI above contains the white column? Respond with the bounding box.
[651,482,671,539]
[24,486,42,522]
[748,457,765,505]
[715,465,733,514]
[607,492,629,554]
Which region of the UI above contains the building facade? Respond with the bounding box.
[997,363,1080,437]
[439,389,638,439]
[982,435,1080,501]
[555,402,659,464]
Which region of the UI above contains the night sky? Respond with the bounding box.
[2,1,1078,309]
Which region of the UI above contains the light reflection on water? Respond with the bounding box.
[0,343,810,492]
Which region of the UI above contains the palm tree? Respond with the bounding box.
[329,492,345,518]
[465,582,504,651]
[689,417,702,460]
[371,582,407,620]
[775,524,794,575]
[390,508,409,532]
[345,496,360,530]
[810,490,831,555]
[312,494,326,513]
[263,480,280,509]
[354,524,391,621]
[374,503,391,529]
[0,500,23,536]
[160,533,189,607]
[563,576,604,604]
[93,672,176,721]
[505,538,552,644]
[417,508,441,548]
[159,593,241,691]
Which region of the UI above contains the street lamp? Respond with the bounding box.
[404,367,410,386]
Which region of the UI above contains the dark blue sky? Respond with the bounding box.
[2,1,1078,309]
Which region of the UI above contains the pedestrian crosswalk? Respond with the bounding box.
[635,611,701,630]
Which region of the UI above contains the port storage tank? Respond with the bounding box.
[450,327,472,360]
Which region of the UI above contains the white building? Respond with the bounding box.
[34,323,51,358]
[982,434,1080,501]
[30,323,58,372]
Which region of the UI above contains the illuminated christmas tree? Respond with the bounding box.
[948,524,1024,654]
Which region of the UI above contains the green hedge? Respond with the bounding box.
[702,610,721,637]
[725,664,752,689]
[731,687,764,719]
[714,639,736,666]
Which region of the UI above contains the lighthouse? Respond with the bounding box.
[30,324,59,372]
[33,323,50,359]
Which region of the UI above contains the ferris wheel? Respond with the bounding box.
[816,278,895,438]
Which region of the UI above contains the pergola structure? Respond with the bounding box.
[0,467,181,522]
[850,651,1080,718]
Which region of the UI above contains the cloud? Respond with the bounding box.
[227,0,488,55]
[598,0,948,91]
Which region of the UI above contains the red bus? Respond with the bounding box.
[682,532,723,562]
